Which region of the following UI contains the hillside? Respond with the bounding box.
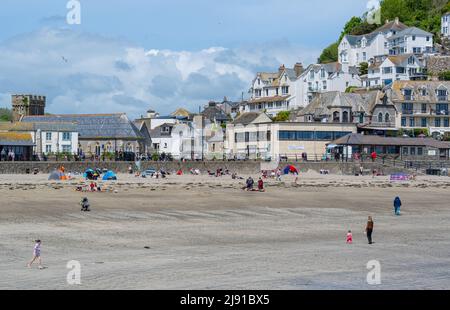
[319,0,450,64]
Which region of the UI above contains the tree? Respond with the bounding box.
[0,108,12,122]
[359,62,369,76]
[339,17,363,42]
[272,111,291,122]
[319,42,339,64]
[439,71,450,81]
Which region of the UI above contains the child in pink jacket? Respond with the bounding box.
[346,230,353,244]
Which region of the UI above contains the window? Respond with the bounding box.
[403,89,413,101]
[276,88,279,96]
[378,112,383,123]
[444,118,449,127]
[359,113,364,124]
[436,103,448,115]
[62,145,71,152]
[408,57,415,65]
[417,147,423,156]
[401,117,406,127]
[62,132,71,141]
[410,147,416,156]
[255,89,262,97]
[426,36,430,42]
[163,143,168,148]
[396,67,405,74]
[282,86,289,95]
[45,132,52,141]
[45,145,52,153]
[435,118,441,127]
[342,111,349,123]
[385,113,390,123]
[437,89,448,101]
[265,89,269,96]
[421,103,427,113]
[409,118,415,127]
[257,79,260,85]
[412,35,416,41]
[322,81,327,90]
[421,118,427,127]
[402,147,408,155]
[402,102,413,114]
[278,131,351,141]
[383,67,392,74]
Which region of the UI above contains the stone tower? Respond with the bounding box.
[11,94,46,122]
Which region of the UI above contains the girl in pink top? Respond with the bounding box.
[27,240,43,269]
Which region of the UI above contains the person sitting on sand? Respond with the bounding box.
[244,177,254,191]
[346,230,353,244]
[27,239,43,269]
[80,197,90,212]
[258,178,265,192]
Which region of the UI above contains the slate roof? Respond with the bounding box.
[331,133,450,149]
[21,113,144,140]
[233,112,272,125]
[344,20,408,47]
[0,132,35,146]
[386,81,450,102]
[0,121,77,132]
[201,105,230,122]
[388,27,433,41]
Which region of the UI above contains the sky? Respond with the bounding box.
[0,0,374,117]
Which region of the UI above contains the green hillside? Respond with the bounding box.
[319,0,450,64]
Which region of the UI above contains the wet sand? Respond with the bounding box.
[0,172,449,289]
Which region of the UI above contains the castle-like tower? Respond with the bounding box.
[11,94,46,122]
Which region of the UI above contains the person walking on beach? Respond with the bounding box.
[394,196,402,216]
[365,216,374,244]
[346,230,353,244]
[27,240,43,269]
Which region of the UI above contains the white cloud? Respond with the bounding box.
[0,27,320,117]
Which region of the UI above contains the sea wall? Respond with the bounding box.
[0,161,262,174]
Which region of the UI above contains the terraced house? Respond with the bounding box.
[385,81,450,136]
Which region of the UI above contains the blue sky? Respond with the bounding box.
[0,0,373,116]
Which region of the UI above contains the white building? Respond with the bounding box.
[365,54,426,87]
[339,18,408,67]
[387,27,434,56]
[296,62,361,106]
[245,64,304,116]
[442,13,450,38]
[149,122,197,159]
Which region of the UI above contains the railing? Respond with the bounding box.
[401,109,449,116]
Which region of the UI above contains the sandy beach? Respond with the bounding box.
[1,171,450,289]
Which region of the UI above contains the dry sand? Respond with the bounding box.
[0,171,450,289]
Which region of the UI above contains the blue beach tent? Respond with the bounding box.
[102,170,117,181]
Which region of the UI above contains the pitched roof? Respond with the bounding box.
[248,95,290,104]
[331,133,450,149]
[386,81,450,102]
[300,91,376,117]
[0,132,35,146]
[388,27,433,41]
[21,113,144,140]
[233,112,271,125]
[344,20,408,47]
[201,105,230,122]
[0,121,77,132]
[171,108,192,117]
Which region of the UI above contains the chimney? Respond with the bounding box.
[278,64,285,75]
[394,17,399,25]
[294,62,304,77]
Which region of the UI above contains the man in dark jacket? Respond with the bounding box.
[394,197,402,215]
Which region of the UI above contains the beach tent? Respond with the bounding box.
[48,170,63,181]
[283,165,298,175]
[102,170,117,181]
[83,168,95,179]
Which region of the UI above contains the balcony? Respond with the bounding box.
[401,109,449,116]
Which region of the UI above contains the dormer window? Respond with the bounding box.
[437,88,448,101]
[403,88,413,100]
